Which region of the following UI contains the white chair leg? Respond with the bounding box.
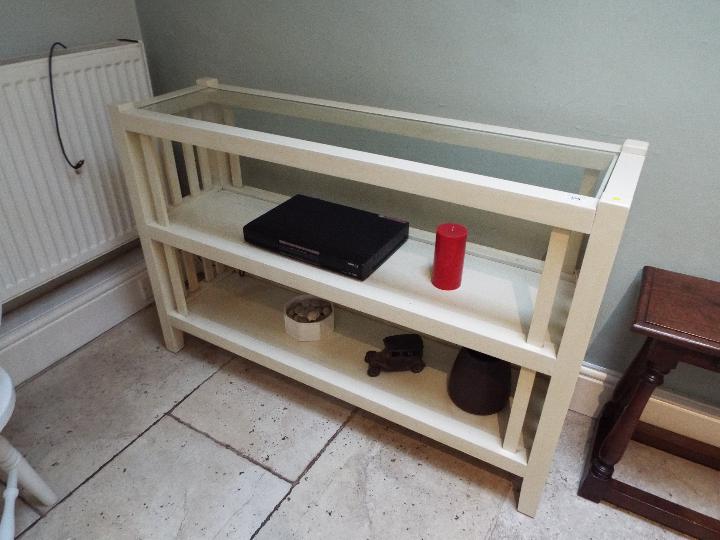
[0,469,17,540]
[0,436,57,506]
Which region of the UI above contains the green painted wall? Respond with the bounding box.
[1,0,141,61]
[135,0,720,406]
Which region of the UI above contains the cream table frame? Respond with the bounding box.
[110,78,647,516]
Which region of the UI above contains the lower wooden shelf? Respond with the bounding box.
[168,271,532,476]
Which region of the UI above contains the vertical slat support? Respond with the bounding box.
[112,118,183,352]
[214,146,231,188]
[503,368,537,452]
[202,258,216,282]
[563,169,600,274]
[139,135,169,226]
[191,109,214,189]
[145,239,184,351]
[182,251,200,292]
[110,112,183,351]
[161,139,182,205]
[215,151,231,187]
[222,108,243,187]
[527,228,571,347]
[200,103,231,188]
[181,142,201,196]
[163,245,187,315]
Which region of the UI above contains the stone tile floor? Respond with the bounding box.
[5,307,715,539]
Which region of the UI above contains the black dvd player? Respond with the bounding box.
[243,195,409,280]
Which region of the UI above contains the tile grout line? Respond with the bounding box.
[249,407,359,540]
[16,412,167,539]
[290,408,358,485]
[16,355,232,539]
[165,356,234,416]
[167,414,295,484]
[482,482,516,540]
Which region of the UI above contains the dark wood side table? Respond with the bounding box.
[579,266,720,539]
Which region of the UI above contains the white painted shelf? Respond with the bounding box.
[110,79,647,516]
[150,187,573,375]
[170,272,530,475]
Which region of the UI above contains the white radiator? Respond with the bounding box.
[0,42,151,305]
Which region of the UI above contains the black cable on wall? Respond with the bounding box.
[48,42,85,172]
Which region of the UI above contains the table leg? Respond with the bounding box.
[605,340,651,420]
[579,340,678,502]
[593,339,652,447]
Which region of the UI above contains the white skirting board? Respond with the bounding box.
[0,248,152,384]
[571,363,720,447]
[0,250,716,448]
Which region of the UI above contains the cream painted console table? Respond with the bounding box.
[110,78,647,516]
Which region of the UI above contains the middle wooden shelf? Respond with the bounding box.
[146,187,574,375]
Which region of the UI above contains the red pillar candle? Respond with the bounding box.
[432,223,468,290]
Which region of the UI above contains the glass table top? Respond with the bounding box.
[141,87,618,197]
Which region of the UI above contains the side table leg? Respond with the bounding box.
[579,341,677,502]
[592,339,651,454]
[604,339,651,421]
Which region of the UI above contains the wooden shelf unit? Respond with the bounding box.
[110,78,647,517]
